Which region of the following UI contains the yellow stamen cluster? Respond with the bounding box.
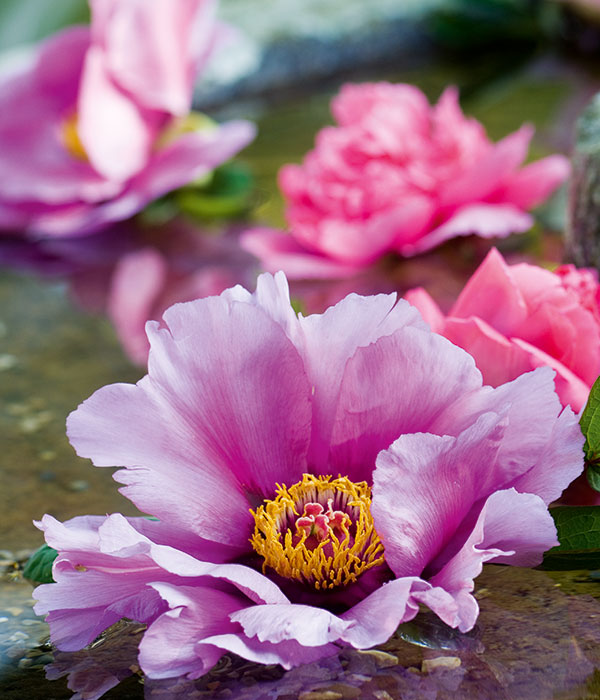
[62,114,87,161]
[250,474,385,591]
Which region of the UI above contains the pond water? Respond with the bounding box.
[2,49,600,698]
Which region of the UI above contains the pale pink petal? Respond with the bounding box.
[402,204,533,256]
[138,583,243,679]
[371,416,505,577]
[297,294,426,472]
[508,405,584,503]
[67,295,312,544]
[230,603,350,648]
[94,0,219,115]
[200,632,337,670]
[422,488,558,632]
[433,367,583,504]
[340,576,423,648]
[328,325,482,482]
[77,45,153,182]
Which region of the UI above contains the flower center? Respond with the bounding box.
[62,113,88,161]
[250,474,385,591]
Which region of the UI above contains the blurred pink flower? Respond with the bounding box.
[34,273,582,682]
[242,82,569,278]
[405,247,600,413]
[0,0,255,237]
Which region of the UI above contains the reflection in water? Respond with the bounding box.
[1,567,593,699]
[0,220,257,365]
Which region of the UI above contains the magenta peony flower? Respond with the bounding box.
[405,247,600,413]
[242,82,570,279]
[34,273,582,681]
[0,0,255,237]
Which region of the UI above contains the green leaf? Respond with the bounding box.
[581,375,600,460]
[175,162,255,221]
[588,463,600,493]
[22,544,58,584]
[541,506,600,570]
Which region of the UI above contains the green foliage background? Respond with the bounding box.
[0,0,88,51]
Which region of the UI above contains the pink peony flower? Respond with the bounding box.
[34,273,582,682]
[0,0,255,237]
[405,247,600,413]
[242,82,570,279]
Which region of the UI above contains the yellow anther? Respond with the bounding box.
[250,474,385,590]
[62,114,87,161]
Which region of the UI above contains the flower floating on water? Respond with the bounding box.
[34,272,582,682]
[405,247,600,413]
[0,0,255,237]
[242,82,569,278]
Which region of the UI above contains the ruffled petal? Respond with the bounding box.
[419,488,558,632]
[371,416,505,578]
[138,583,243,679]
[433,367,583,504]
[329,325,482,482]
[340,576,423,648]
[230,603,350,647]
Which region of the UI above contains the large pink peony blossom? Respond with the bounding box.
[405,247,600,413]
[34,273,583,682]
[242,82,570,279]
[0,0,255,237]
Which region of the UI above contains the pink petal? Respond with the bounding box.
[449,248,528,332]
[440,124,533,209]
[422,488,558,632]
[371,415,506,578]
[230,603,350,648]
[0,28,122,207]
[77,45,153,182]
[402,287,445,332]
[67,294,312,544]
[498,155,571,209]
[402,204,533,256]
[240,227,364,279]
[93,0,219,115]
[511,337,592,412]
[297,293,426,472]
[328,325,482,482]
[70,120,256,233]
[138,583,242,679]
[443,316,533,387]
